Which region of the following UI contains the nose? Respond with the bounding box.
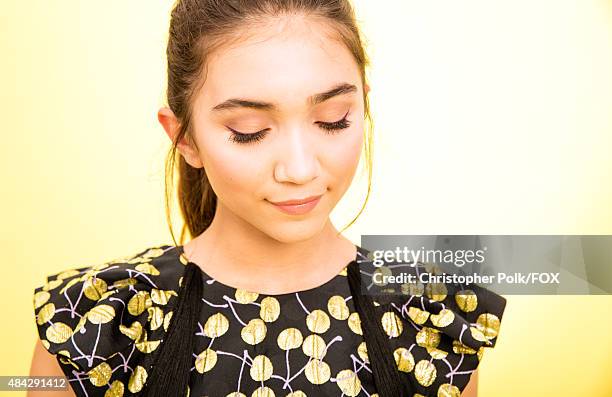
[273,126,320,184]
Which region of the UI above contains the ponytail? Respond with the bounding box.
[136,262,203,397]
[347,258,411,397]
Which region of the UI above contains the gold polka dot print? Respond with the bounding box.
[32,244,506,396]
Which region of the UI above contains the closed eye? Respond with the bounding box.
[226,126,270,144]
[227,109,351,145]
[315,109,351,133]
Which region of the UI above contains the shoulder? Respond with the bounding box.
[31,244,186,396]
[356,249,507,395]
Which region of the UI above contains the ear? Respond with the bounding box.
[157,107,204,168]
[363,83,370,95]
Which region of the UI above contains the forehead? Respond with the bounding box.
[195,15,361,113]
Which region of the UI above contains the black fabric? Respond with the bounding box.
[32,244,507,396]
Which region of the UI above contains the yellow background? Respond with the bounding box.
[2,0,611,396]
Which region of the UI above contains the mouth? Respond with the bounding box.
[267,194,323,215]
[269,194,323,206]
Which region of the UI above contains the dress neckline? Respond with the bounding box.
[174,244,363,297]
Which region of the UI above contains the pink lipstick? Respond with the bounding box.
[268,194,322,215]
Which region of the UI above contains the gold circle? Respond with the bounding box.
[455,290,478,312]
[452,340,477,355]
[87,304,116,325]
[84,277,108,301]
[235,289,259,304]
[425,282,447,302]
[477,346,485,361]
[204,312,230,338]
[357,341,369,364]
[335,369,361,396]
[250,355,273,381]
[470,326,488,343]
[163,311,173,332]
[416,327,441,349]
[476,313,501,339]
[73,315,88,334]
[260,297,281,322]
[142,248,164,258]
[302,334,326,359]
[277,328,303,350]
[104,380,124,397]
[135,339,160,354]
[127,291,152,316]
[407,307,430,325]
[437,383,461,397]
[148,306,164,330]
[58,350,71,358]
[241,318,267,345]
[327,295,350,320]
[305,359,331,385]
[46,322,72,344]
[251,386,275,397]
[88,362,112,386]
[401,282,424,296]
[150,289,178,305]
[372,267,392,286]
[113,278,137,290]
[414,360,437,387]
[128,365,148,393]
[347,312,362,335]
[33,291,50,309]
[37,302,55,325]
[195,348,218,373]
[393,347,415,372]
[381,311,403,338]
[427,347,448,360]
[119,321,143,341]
[306,309,330,334]
[134,263,160,275]
[430,309,455,328]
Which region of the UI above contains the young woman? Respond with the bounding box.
[30,1,506,396]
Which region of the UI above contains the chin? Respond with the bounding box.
[263,216,328,244]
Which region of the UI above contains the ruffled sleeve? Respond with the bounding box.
[32,245,186,397]
[360,254,507,396]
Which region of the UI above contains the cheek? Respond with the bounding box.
[197,133,262,202]
[325,120,364,181]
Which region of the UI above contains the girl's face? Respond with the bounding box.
[167,16,367,243]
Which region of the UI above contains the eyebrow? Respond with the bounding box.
[211,82,358,113]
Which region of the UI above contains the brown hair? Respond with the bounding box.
[141,1,410,396]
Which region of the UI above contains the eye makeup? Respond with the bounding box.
[226,109,352,145]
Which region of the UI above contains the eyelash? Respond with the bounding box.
[227,110,351,145]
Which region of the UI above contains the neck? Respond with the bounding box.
[182,202,357,294]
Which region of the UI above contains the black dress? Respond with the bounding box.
[32,244,506,396]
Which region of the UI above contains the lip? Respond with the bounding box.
[269,194,322,206]
[268,194,323,215]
